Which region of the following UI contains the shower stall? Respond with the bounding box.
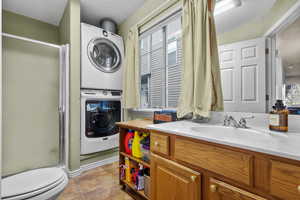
[2,33,69,199]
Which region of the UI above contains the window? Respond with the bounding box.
[140,12,182,108]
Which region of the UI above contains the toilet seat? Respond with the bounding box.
[2,167,68,200]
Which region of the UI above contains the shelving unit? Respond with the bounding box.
[116,119,153,200]
[120,152,150,168]
[121,179,149,199]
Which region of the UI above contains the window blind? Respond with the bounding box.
[140,12,182,108]
[166,17,182,108]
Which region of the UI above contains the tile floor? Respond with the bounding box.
[58,162,134,200]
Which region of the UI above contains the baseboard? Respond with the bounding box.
[68,168,82,178]
[81,155,119,173]
[67,155,119,178]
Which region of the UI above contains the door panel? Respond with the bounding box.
[241,65,257,101]
[241,46,257,59]
[221,69,234,101]
[151,153,201,200]
[220,49,236,66]
[219,38,266,113]
[219,48,238,111]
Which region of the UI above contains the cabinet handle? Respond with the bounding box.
[298,185,300,193]
[190,176,196,182]
[154,141,159,146]
[210,184,218,193]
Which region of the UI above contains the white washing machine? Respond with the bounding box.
[81,90,122,155]
[81,23,124,90]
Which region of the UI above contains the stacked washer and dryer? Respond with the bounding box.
[80,21,124,155]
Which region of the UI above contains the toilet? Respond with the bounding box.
[2,167,68,200]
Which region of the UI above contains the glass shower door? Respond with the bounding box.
[2,37,62,176]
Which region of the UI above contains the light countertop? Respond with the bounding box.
[147,120,300,161]
[116,119,152,131]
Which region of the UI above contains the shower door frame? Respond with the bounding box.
[59,44,70,170]
[1,1,2,195]
[1,32,70,171]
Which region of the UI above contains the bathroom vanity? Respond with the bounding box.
[148,121,300,200]
[117,119,300,200]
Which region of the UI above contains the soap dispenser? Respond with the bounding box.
[269,100,288,132]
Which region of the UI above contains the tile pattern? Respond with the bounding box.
[58,162,134,200]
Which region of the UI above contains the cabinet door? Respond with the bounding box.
[151,153,201,200]
[270,160,300,200]
[209,178,266,200]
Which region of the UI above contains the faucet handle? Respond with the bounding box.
[223,114,231,126]
[239,116,255,128]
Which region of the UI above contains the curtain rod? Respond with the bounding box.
[136,0,214,29]
[2,32,61,49]
[137,0,180,28]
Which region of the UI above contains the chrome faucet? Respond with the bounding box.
[224,115,255,129]
[238,116,255,128]
[224,115,239,128]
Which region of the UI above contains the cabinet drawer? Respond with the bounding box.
[270,160,300,200]
[209,178,267,200]
[174,138,252,186]
[151,132,170,156]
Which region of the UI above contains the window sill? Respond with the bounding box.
[130,108,177,113]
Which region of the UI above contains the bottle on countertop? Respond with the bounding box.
[269,100,288,132]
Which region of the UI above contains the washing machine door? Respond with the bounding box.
[88,38,121,73]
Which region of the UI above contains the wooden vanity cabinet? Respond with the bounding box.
[151,153,201,200]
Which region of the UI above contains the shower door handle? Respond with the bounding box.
[58,106,65,113]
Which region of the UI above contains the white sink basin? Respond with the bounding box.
[190,126,260,135]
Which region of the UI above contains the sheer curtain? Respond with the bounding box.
[122,0,223,117]
[177,0,223,118]
[122,26,141,109]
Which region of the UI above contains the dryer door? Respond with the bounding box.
[88,38,121,73]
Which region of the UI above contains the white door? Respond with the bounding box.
[219,38,266,113]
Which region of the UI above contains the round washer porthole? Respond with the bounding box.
[87,38,121,73]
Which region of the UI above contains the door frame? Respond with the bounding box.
[264,0,300,37]
[264,0,300,111]
[0,0,2,196]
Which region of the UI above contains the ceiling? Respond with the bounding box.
[3,0,68,26]
[80,0,145,26]
[3,0,145,27]
[278,17,300,77]
[215,0,276,34]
